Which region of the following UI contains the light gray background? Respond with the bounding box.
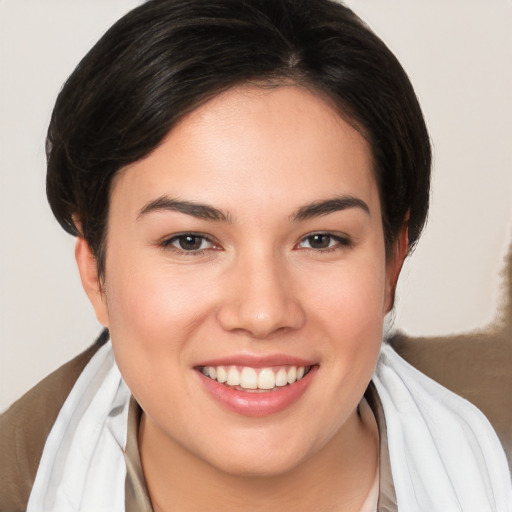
[1,0,511,411]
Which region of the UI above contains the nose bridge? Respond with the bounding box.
[217,246,305,337]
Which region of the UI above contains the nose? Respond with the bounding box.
[216,252,306,339]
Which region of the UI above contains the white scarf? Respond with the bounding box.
[373,343,512,511]
[27,341,512,511]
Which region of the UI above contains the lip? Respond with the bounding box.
[196,364,319,417]
[195,354,316,369]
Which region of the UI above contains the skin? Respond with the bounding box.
[76,85,407,511]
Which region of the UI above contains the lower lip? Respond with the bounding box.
[197,366,318,417]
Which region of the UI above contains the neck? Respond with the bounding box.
[139,405,378,512]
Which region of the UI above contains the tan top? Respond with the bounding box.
[354,399,380,512]
[1,331,510,511]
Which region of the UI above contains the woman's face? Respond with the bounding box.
[81,85,402,476]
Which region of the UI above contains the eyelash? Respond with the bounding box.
[159,232,218,255]
[295,232,353,253]
[159,231,353,255]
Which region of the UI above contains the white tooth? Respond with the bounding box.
[287,366,297,384]
[258,368,276,390]
[216,366,227,383]
[297,366,305,380]
[208,367,217,380]
[275,368,288,387]
[240,367,258,389]
[227,367,241,386]
[201,367,209,376]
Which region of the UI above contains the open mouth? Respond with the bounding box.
[197,365,314,392]
[196,362,319,416]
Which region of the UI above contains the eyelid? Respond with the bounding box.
[295,231,353,251]
[159,232,221,253]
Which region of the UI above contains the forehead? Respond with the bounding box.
[112,85,378,219]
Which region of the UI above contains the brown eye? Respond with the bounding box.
[307,234,332,249]
[162,233,215,252]
[178,235,203,250]
[297,233,352,251]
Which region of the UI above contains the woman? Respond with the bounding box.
[1,1,510,511]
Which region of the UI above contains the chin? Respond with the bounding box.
[199,427,317,479]
[212,451,307,479]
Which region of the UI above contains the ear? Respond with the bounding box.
[75,237,109,327]
[384,224,409,313]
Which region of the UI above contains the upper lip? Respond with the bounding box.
[195,354,317,368]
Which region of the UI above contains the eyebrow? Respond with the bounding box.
[137,194,369,223]
[137,196,232,222]
[291,195,370,222]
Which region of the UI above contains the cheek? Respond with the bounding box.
[102,250,218,386]
[303,256,387,374]
[106,250,211,331]
[103,265,205,416]
[307,257,387,331]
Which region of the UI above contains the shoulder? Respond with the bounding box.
[0,331,108,512]
[390,330,512,467]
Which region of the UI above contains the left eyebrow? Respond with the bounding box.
[291,195,370,222]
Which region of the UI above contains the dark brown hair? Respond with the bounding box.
[46,0,431,278]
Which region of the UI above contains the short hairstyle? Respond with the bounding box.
[46,0,431,279]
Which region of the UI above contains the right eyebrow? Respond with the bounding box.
[137,196,232,223]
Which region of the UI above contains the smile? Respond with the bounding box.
[196,361,318,417]
[199,365,312,392]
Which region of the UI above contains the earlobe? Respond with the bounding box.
[75,237,109,327]
[384,225,409,313]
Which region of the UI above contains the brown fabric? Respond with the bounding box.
[0,332,107,512]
